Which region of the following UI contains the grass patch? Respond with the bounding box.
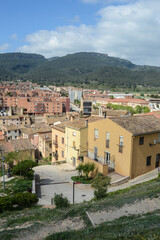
[45,210,160,240]
[0,169,7,177]
[0,177,32,195]
[71,176,92,184]
[0,177,160,239]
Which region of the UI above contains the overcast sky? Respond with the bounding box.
[0,0,160,66]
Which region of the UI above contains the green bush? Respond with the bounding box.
[0,196,13,213]
[0,192,38,213]
[12,160,37,178]
[26,170,34,180]
[12,192,38,209]
[53,193,70,208]
[91,173,111,199]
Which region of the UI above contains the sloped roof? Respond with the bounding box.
[111,115,160,136]
[0,138,34,154]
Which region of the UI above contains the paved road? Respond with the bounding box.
[33,165,94,205]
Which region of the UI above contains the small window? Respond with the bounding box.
[106,132,110,148]
[158,134,160,143]
[72,132,76,136]
[73,141,76,149]
[146,156,151,166]
[62,137,64,144]
[62,150,64,158]
[94,129,99,139]
[139,137,144,145]
[119,136,123,153]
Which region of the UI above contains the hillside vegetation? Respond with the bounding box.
[1,52,160,88]
[0,177,160,239]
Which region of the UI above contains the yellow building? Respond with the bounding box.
[52,123,66,163]
[86,115,160,179]
[38,133,52,158]
[65,117,101,166]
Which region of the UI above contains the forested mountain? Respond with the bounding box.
[0,52,160,88]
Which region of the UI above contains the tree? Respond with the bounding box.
[5,151,19,168]
[83,163,95,180]
[134,105,143,114]
[76,163,84,177]
[91,173,111,199]
[12,160,37,178]
[143,106,150,113]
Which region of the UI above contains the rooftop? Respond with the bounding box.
[65,116,103,130]
[111,115,160,136]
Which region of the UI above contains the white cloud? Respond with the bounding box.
[10,33,18,40]
[80,0,136,4]
[0,43,9,52]
[69,15,80,23]
[18,0,160,66]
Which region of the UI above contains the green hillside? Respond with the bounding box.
[1,52,160,89]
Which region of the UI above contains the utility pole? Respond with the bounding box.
[73,182,75,204]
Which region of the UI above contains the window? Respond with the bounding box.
[62,137,64,144]
[119,136,123,153]
[158,134,160,143]
[72,132,76,136]
[94,147,98,160]
[94,129,99,139]
[146,156,151,166]
[106,132,110,148]
[104,151,110,164]
[62,150,64,158]
[139,137,144,145]
[73,141,76,149]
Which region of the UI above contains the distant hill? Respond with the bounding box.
[1,52,160,88]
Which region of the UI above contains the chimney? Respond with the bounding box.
[85,120,88,127]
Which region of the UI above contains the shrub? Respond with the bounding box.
[0,193,38,213]
[26,170,34,180]
[82,163,95,180]
[12,160,37,178]
[91,173,111,199]
[0,196,13,213]
[12,192,38,209]
[53,193,70,208]
[76,163,83,177]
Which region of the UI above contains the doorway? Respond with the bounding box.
[104,151,110,164]
[156,154,160,168]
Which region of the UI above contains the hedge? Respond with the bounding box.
[0,192,38,213]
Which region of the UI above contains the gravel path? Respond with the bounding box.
[88,196,160,226]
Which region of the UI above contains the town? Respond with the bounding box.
[0,80,160,239]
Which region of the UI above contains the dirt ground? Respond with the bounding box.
[88,196,160,226]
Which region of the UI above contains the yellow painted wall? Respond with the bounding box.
[88,118,133,177]
[65,126,88,166]
[131,133,160,178]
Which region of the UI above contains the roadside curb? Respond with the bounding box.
[86,211,96,227]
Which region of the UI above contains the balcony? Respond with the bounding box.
[53,140,58,148]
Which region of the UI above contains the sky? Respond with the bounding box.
[0,0,160,66]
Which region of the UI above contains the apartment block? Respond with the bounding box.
[85,115,160,179]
